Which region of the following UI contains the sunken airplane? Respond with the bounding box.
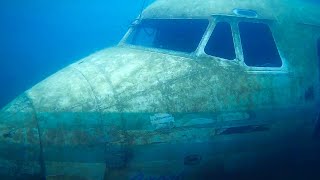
[1,0,320,179]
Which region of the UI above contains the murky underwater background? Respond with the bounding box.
[0,0,320,179]
[0,0,155,109]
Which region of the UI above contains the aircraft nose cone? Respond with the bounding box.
[0,94,43,178]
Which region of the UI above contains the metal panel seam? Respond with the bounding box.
[25,94,47,179]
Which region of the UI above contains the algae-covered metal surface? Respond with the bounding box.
[142,0,320,25]
[0,0,320,179]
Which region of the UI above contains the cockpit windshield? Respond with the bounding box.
[126,19,209,53]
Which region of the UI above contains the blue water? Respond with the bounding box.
[0,0,154,109]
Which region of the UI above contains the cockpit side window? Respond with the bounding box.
[204,22,236,60]
[126,19,209,53]
[239,22,282,67]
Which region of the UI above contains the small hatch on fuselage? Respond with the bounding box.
[233,8,258,18]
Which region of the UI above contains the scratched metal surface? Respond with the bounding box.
[0,94,43,178]
[0,0,319,179]
[142,0,320,26]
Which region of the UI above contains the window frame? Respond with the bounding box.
[119,18,211,57]
[236,19,286,72]
[120,16,287,73]
[202,20,237,61]
[196,16,241,63]
[196,16,287,72]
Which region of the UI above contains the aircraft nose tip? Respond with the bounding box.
[0,93,39,143]
[0,94,43,178]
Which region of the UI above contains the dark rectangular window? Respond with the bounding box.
[239,22,282,67]
[204,22,236,60]
[126,19,209,53]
